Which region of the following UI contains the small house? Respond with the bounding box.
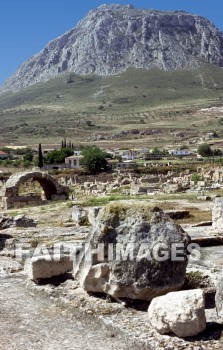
[168,150,192,157]
[65,155,83,169]
[0,151,9,159]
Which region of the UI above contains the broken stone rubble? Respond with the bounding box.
[3,195,223,348]
[0,213,37,229]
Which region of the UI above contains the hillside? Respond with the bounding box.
[0,64,223,146]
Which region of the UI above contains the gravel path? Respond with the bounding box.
[0,272,138,350]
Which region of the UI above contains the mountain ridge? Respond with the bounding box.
[1,4,223,93]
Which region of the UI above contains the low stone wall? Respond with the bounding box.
[2,195,45,209]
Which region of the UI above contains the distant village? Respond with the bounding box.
[0,144,208,172]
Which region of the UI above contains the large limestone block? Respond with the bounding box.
[148,289,206,337]
[215,271,223,320]
[24,255,73,282]
[73,200,190,301]
[212,198,223,231]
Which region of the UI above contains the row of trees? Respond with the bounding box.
[61,139,74,149]
[0,143,110,174]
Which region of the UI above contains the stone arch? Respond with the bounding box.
[1,171,69,209]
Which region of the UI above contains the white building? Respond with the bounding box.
[65,155,83,168]
[121,150,139,161]
[168,150,192,156]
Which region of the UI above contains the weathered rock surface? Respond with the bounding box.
[72,205,103,227]
[212,198,223,232]
[72,205,89,226]
[148,289,206,337]
[13,215,38,228]
[24,255,73,282]
[1,4,223,93]
[0,214,37,229]
[215,271,223,320]
[73,201,190,301]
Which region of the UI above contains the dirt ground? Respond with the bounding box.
[0,271,143,350]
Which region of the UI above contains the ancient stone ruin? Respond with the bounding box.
[0,171,69,209]
[212,197,223,232]
[73,201,190,301]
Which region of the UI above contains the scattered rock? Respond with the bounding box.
[72,206,89,226]
[192,221,212,227]
[13,215,38,228]
[197,196,211,201]
[0,214,37,229]
[148,289,206,337]
[87,206,102,226]
[24,255,73,283]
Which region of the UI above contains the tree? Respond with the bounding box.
[23,148,33,162]
[197,143,212,157]
[80,146,108,174]
[38,143,44,168]
[151,147,162,155]
[45,148,73,165]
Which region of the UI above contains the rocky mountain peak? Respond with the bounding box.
[1,4,223,93]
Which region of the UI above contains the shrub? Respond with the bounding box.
[191,173,202,183]
[197,143,212,157]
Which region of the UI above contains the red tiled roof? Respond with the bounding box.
[0,151,8,155]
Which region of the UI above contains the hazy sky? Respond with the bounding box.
[0,0,222,84]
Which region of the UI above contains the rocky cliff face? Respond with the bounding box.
[2,4,223,93]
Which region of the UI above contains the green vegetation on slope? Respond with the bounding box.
[0,63,223,145]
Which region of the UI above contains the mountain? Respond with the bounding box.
[1,4,223,94]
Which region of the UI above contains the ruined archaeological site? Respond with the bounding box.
[1,165,223,350]
[2,2,223,349]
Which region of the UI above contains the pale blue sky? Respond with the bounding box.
[0,1,222,84]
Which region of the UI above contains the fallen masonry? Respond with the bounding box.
[73,201,190,301]
[4,198,223,347]
[0,213,37,229]
[148,289,206,337]
[24,255,73,282]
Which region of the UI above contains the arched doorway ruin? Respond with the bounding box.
[1,171,69,209]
